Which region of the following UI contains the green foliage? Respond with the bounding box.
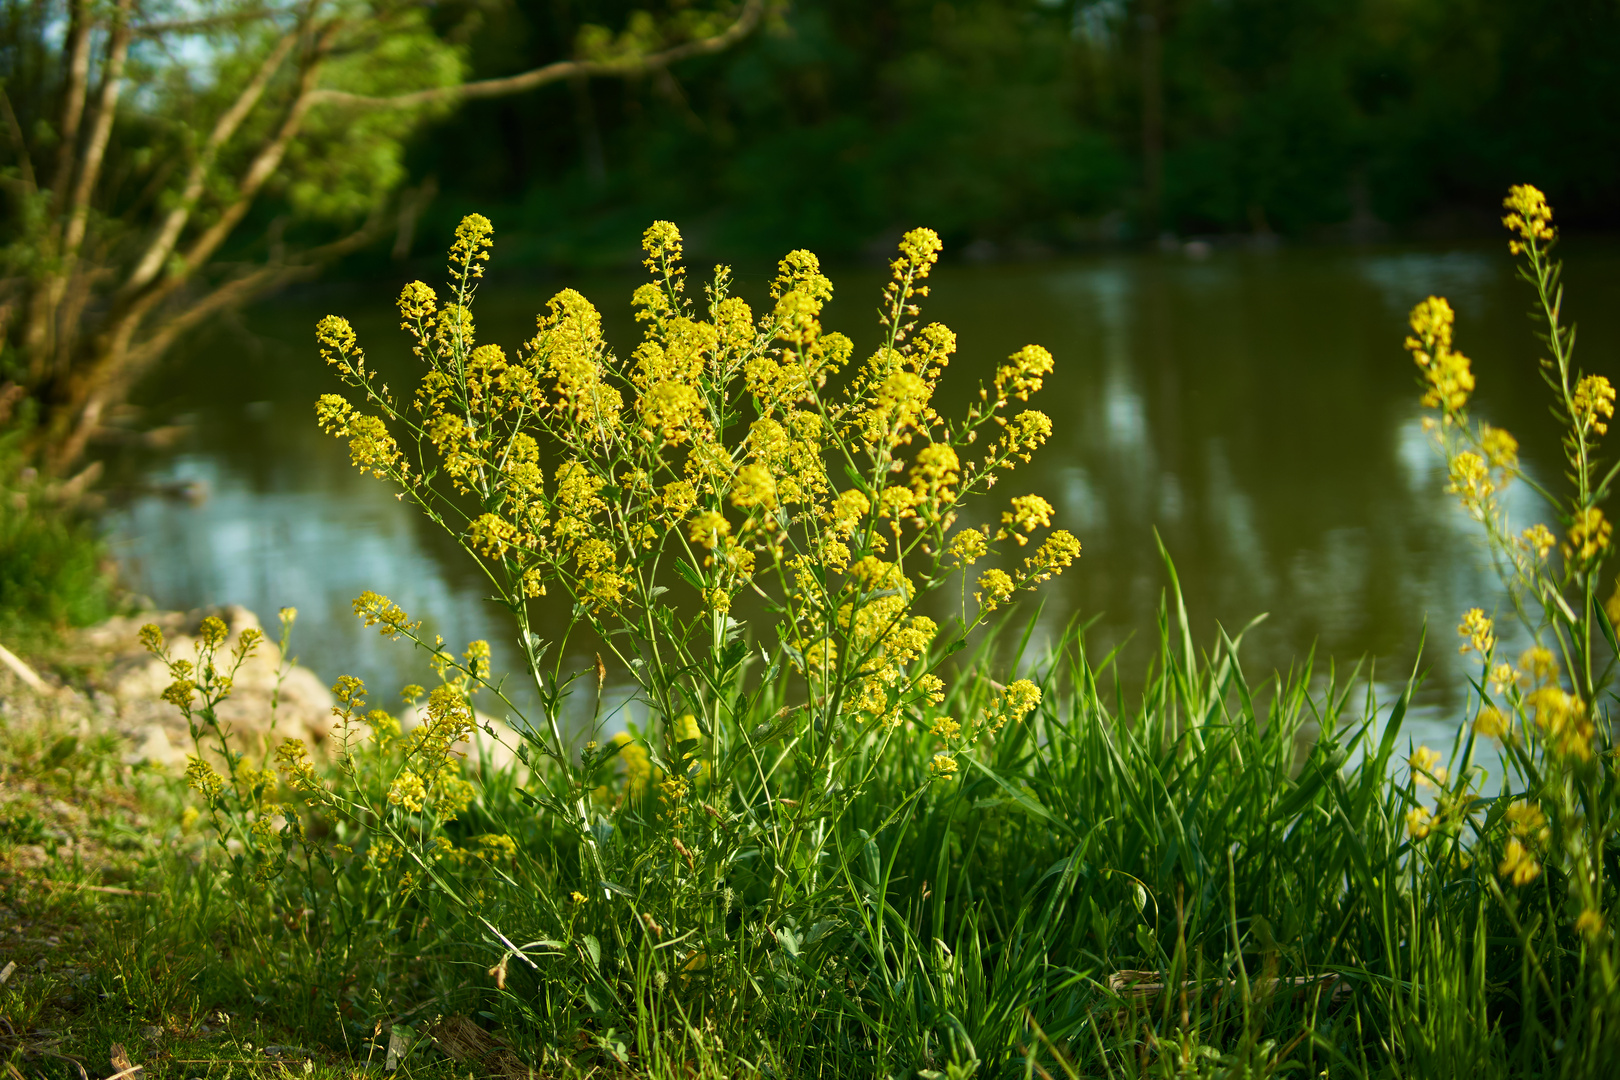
[413,0,1620,258]
[0,429,113,647]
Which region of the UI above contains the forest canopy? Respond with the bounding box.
[410,0,1620,263]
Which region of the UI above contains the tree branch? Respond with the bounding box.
[61,0,135,263]
[171,44,327,280]
[53,209,393,470]
[132,7,283,38]
[48,0,94,214]
[122,27,301,295]
[306,0,764,110]
[0,86,36,193]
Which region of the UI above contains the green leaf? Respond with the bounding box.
[962,756,1072,834]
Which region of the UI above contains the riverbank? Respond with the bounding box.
[0,612,492,1080]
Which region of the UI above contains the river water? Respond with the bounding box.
[100,240,1620,756]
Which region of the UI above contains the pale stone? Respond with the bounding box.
[71,605,337,771]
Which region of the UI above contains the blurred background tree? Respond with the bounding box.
[0,0,764,473]
[409,0,1620,264]
[3,0,1616,469]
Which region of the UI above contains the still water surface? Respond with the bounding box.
[102,242,1620,754]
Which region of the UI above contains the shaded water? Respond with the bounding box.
[102,241,1620,751]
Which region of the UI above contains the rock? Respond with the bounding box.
[125,724,183,768]
[74,605,336,769]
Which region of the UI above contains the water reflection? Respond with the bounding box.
[103,243,1620,752]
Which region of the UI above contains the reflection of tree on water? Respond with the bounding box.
[104,245,1620,748]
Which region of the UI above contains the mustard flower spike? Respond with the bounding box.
[1501,184,1554,253]
[398,281,438,328]
[449,214,495,278]
[388,770,429,813]
[1406,296,1475,413]
[997,494,1055,545]
[1405,806,1434,840]
[1565,508,1612,565]
[354,591,420,638]
[1447,452,1492,511]
[771,249,833,303]
[1473,706,1509,740]
[946,527,989,567]
[1408,745,1445,787]
[1480,424,1518,469]
[1498,837,1541,887]
[1457,608,1494,656]
[994,345,1055,403]
[688,510,731,550]
[975,568,1014,611]
[1519,524,1555,560]
[185,756,224,801]
[896,228,944,278]
[1574,374,1616,436]
[1023,530,1081,583]
[642,221,685,278]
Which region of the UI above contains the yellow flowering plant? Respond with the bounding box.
[1406,184,1616,955]
[138,609,310,889]
[302,216,1079,998]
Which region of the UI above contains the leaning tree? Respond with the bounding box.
[0,0,765,473]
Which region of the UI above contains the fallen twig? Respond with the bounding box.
[30,879,150,898]
[0,641,48,694]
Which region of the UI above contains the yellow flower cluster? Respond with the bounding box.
[998,494,1055,545]
[1447,452,1492,513]
[1023,530,1082,584]
[1573,375,1615,436]
[1473,705,1509,740]
[1406,297,1474,415]
[994,345,1055,403]
[274,739,320,792]
[1524,686,1593,761]
[1519,524,1555,560]
[1480,424,1518,469]
[984,679,1042,735]
[1501,184,1554,255]
[1457,608,1494,656]
[613,732,652,797]
[1498,837,1540,886]
[947,528,989,566]
[186,756,224,802]
[353,592,419,639]
[1405,806,1434,840]
[976,568,1014,611]
[1505,801,1549,845]
[1564,507,1611,565]
[1408,745,1445,788]
[388,770,429,812]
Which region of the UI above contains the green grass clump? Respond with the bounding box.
[0,429,114,649]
